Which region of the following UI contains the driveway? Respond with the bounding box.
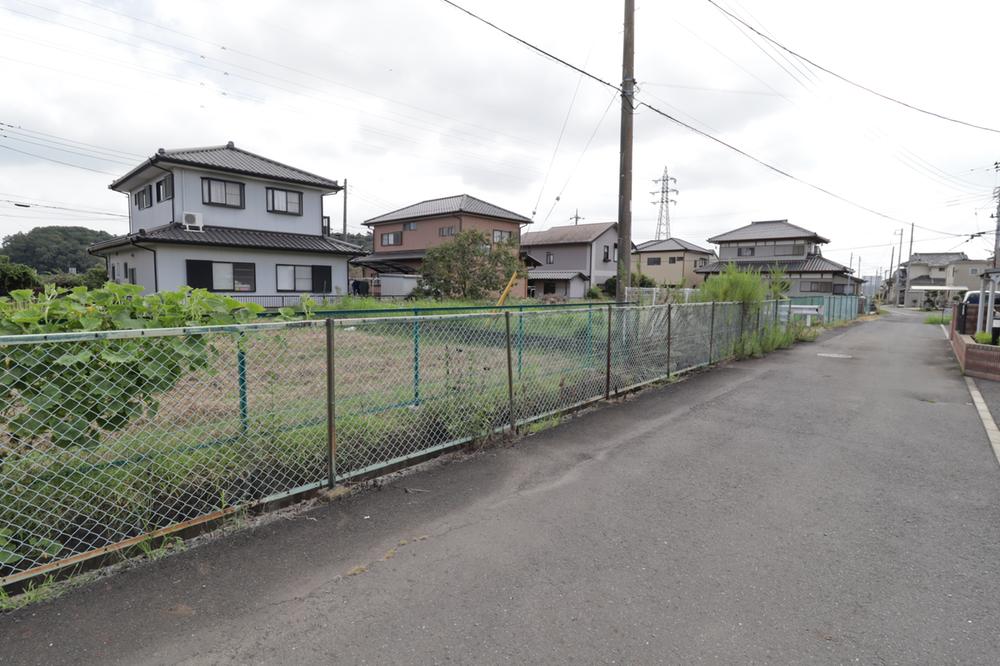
[2,310,999,664]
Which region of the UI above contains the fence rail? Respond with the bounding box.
[0,299,801,586]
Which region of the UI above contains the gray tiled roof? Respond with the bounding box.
[521,222,616,246]
[708,220,829,244]
[695,255,851,274]
[634,237,715,254]
[904,252,968,267]
[364,195,531,225]
[110,142,341,191]
[90,224,363,255]
[526,270,588,280]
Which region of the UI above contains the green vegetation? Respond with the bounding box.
[0,256,40,296]
[585,286,603,299]
[602,272,655,295]
[924,313,951,325]
[1,226,112,274]
[695,263,768,304]
[416,230,523,300]
[40,266,108,291]
[974,331,994,344]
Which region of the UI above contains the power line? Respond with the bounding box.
[532,66,587,219]
[704,0,1000,135]
[438,0,962,238]
[0,199,127,218]
[0,142,117,175]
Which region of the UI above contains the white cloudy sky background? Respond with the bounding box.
[1,0,999,278]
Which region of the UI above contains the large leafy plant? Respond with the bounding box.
[0,284,263,454]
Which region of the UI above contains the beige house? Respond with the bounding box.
[893,252,968,306]
[632,238,716,287]
[947,258,992,291]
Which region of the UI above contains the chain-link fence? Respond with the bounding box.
[1,300,792,586]
[789,295,861,323]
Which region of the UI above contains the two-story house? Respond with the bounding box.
[89,142,362,301]
[631,237,716,287]
[892,252,972,307]
[518,222,620,298]
[695,219,859,296]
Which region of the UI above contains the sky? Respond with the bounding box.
[1,0,999,279]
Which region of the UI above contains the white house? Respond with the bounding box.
[519,222,620,298]
[90,142,362,304]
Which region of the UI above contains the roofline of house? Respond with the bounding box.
[362,194,532,226]
[108,151,342,193]
[89,224,363,256]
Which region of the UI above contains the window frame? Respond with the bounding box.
[602,245,610,262]
[439,226,456,237]
[737,247,755,257]
[155,175,173,203]
[134,184,153,210]
[201,177,246,209]
[646,257,661,266]
[381,231,402,247]
[492,229,512,244]
[403,222,417,231]
[266,187,304,216]
[545,251,554,265]
[773,244,804,256]
[668,257,677,265]
[276,264,314,293]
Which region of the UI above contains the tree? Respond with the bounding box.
[418,230,523,300]
[1,226,113,274]
[0,256,40,296]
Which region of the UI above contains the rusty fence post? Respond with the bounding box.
[326,317,337,488]
[504,311,517,433]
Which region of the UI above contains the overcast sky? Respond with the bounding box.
[1,0,999,278]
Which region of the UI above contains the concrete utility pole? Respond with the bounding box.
[570,209,584,225]
[615,0,635,302]
[903,222,914,307]
[895,227,904,305]
[993,163,1000,268]
[651,166,678,241]
[888,244,896,303]
[342,178,348,238]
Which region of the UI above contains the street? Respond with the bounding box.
[3,309,1000,664]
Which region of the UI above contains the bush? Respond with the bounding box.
[0,284,264,453]
[0,256,40,296]
[585,286,602,299]
[602,273,655,296]
[974,331,994,345]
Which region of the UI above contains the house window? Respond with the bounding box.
[833,284,847,295]
[122,262,130,284]
[803,281,832,293]
[668,257,677,264]
[647,257,661,266]
[774,244,804,256]
[696,258,707,267]
[322,215,330,236]
[603,245,610,262]
[493,229,512,243]
[543,282,556,294]
[201,178,245,208]
[971,267,979,276]
[381,231,402,246]
[737,247,755,257]
[613,243,618,262]
[186,260,255,292]
[277,265,311,292]
[134,184,152,210]
[439,226,455,237]
[266,187,303,215]
[403,222,417,231]
[155,175,173,202]
[545,252,554,265]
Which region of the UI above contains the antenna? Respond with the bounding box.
[651,165,678,240]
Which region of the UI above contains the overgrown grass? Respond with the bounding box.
[924,313,952,325]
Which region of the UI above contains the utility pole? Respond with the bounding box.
[888,244,896,303]
[651,166,678,241]
[903,222,914,307]
[993,162,1000,267]
[895,227,904,305]
[570,209,584,225]
[615,0,635,303]
[342,178,348,238]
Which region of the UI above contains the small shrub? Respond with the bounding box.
[974,331,994,344]
[924,314,951,325]
[585,286,602,299]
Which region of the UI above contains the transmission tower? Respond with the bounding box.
[651,166,678,241]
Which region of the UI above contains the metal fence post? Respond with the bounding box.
[504,312,517,432]
[605,304,612,399]
[326,318,337,488]
[666,302,673,374]
[412,314,420,405]
[517,305,524,379]
[756,305,762,335]
[587,302,594,368]
[773,299,778,326]
[236,333,248,434]
[708,301,716,364]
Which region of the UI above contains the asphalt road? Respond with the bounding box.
[3,309,1000,664]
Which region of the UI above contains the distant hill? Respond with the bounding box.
[1,226,113,274]
[340,231,372,253]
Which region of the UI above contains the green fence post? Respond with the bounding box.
[237,333,248,434]
[708,301,716,364]
[605,304,613,399]
[412,311,420,405]
[517,305,524,379]
[326,318,336,488]
[504,312,517,432]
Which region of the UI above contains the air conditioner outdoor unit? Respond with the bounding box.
[182,212,204,231]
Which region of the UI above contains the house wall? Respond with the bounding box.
[783,273,857,297]
[103,246,157,295]
[717,240,817,262]
[128,167,328,236]
[528,275,587,299]
[587,226,620,287]
[522,243,591,277]
[632,250,710,286]
[947,261,990,290]
[370,214,522,253]
[99,243,350,296]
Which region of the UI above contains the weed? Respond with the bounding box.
[523,415,561,434]
[974,331,994,345]
[924,314,951,325]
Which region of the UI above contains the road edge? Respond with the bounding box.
[963,376,1000,467]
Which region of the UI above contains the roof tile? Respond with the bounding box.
[365,194,530,225]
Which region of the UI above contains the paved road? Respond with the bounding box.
[3,310,1000,664]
